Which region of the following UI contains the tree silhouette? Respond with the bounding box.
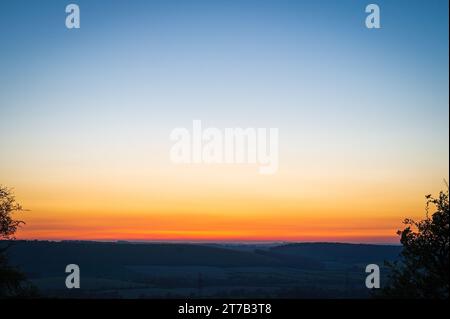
[1,186,24,241]
[0,185,37,297]
[381,187,449,298]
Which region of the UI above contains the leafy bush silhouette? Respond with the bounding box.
[0,185,37,297]
[381,188,449,298]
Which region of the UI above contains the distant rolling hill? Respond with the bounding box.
[265,242,401,264]
[4,241,401,274]
[5,241,282,274]
[1,240,403,298]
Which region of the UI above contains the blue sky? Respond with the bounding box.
[1,0,448,160]
[1,0,448,147]
[0,0,448,195]
[0,0,448,241]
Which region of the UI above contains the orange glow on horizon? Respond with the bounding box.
[5,153,447,244]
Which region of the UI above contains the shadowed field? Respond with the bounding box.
[4,241,401,298]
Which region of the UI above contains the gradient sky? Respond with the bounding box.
[0,0,448,243]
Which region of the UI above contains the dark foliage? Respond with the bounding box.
[381,189,449,298]
[0,185,37,297]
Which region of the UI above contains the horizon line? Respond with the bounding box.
[4,238,401,246]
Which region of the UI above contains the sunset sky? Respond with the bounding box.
[0,0,448,243]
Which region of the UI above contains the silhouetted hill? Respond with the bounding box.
[5,241,282,275]
[4,241,401,276]
[268,242,401,264]
[1,241,402,298]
